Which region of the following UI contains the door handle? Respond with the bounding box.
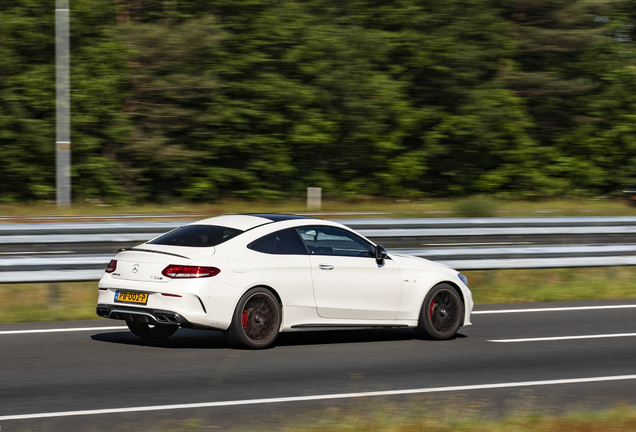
[319,264,334,271]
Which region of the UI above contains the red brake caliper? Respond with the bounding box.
[429,301,436,319]
[242,310,248,328]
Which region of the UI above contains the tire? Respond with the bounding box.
[224,287,281,349]
[126,320,178,340]
[415,284,463,340]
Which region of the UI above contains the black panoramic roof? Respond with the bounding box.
[248,214,315,222]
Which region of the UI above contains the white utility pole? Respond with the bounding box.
[56,0,71,206]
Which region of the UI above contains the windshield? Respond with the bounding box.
[148,225,243,247]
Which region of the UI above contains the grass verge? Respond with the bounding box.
[242,402,636,432]
[1,197,636,219]
[466,266,636,304]
[85,397,636,431]
[1,267,635,323]
[249,403,636,432]
[0,281,97,323]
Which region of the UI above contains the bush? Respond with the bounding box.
[453,196,497,217]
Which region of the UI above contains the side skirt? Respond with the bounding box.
[290,324,411,331]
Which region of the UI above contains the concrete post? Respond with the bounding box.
[307,187,322,211]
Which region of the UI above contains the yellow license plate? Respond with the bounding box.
[115,290,148,305]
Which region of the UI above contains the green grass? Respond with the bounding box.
[1,197,636,219]
[1,267,635,323]
[67,398,636,431]
[243,402,636,432]
[466,267,636,304]
[0,281,98,323]
[251,403,636,432]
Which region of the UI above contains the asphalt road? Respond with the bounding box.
[2,298,636,431]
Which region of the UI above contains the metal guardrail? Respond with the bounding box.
[3,216,636,283]
[340,216,636,228]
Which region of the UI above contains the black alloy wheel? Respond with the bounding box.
[225,287,281,349]
[416,283,463,340]
[126,320,178,340]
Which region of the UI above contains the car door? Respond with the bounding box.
[246,228,315,311]
[297,226,403,320]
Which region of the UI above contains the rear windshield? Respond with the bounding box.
[148,225,242,248]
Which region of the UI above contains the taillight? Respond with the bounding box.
[105,259,117,273]
[161,265,221,279]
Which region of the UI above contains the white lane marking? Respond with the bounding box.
[2,374,636,421]
[490,333,636,343]
[473,304,636,314]
[0,326,127,335]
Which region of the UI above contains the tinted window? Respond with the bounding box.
[297,226,375,257]
[248,228,308,255]
[148,225,242,247]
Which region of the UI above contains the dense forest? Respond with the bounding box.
[1,0,635,203]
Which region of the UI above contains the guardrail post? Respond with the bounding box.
[48,283,61,309]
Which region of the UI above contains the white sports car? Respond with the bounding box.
[97,214,473,348]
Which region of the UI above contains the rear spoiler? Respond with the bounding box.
[116,248,191,260]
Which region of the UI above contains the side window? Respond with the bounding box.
[248,228,308,255]
[297,226,375,257]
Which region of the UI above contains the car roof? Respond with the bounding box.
[190,214,315,231]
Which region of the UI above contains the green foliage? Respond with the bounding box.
[0,0,635,202]
[502,0,636,197]
[70,0,131,201]
[0,0,56,202]
[0,0,130,202]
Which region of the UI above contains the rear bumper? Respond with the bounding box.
[97,273,238,331]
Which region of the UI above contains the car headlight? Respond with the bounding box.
[458,273,468,287]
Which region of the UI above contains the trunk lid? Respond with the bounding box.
[110,246,215,282]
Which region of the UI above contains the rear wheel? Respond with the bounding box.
[225,287,281,349]
[415,284,463,340]
[126,320,178,340]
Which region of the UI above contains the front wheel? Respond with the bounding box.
[126,320,178,340]
[224,287,281,349]
[415,284,463,340]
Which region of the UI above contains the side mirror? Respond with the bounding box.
[375,245,388,264]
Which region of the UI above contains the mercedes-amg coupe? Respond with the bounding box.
[97,214,473,348]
